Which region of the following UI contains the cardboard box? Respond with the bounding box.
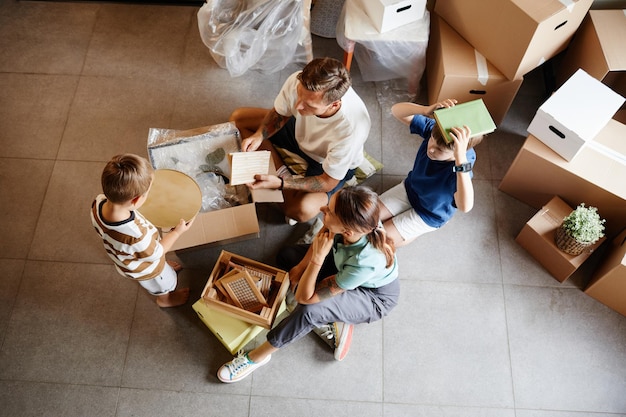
[527,69,625,161]
[499,119,626,237]
[557,10,626,101]
[584,228,626,317]
[516,196,605,282]
[361,0,426,33]
[199,251,289,329]
[146,123,283,251]
[426,14,523,125]
[435,0,593,80]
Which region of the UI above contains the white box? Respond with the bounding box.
[527,69,624,161]
[361,0,426,33]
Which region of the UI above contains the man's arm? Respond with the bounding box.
[241,108,291,152]
[248,171,340,193]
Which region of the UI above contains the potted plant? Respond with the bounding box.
[555,203,606,256]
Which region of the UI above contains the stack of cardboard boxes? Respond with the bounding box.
[429,0,593,125]
[492,7,626,315]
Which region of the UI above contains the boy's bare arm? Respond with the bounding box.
[450,125,474,213]
[391,99,458,125]
[160,216,195,253]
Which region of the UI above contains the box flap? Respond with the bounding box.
[591,10,626,71]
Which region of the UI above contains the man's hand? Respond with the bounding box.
[241,134,263,152]
[247,173,282,190]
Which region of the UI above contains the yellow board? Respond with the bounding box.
[193,299,287,354]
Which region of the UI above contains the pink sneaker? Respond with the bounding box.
[333,322,353,361]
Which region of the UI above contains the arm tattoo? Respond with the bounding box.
[315,277,344,301]
[286,175,327,192]
[262,112,289,140]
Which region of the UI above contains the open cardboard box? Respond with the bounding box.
[515,195,605,282]
[146,122,283,251]
[198,251,290,329]
[435,0,593,80]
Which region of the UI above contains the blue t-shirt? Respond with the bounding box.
[333,235,398,290]
[404,115,476,228]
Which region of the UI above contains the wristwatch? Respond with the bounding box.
[453,162,472,173]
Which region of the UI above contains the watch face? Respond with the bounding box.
[454,163,472,172]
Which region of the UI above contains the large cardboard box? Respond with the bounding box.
[584,228,626,317]
[557,10,626,101]
[361,0,426,33]
[499,118,626,237]
[527,69,625,161]
[426,14,523,126]
[198,251,289,329]
[516,196,605,282]
[435,0,593,80]
[146,123,282,251]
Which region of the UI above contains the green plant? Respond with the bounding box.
[561,203,606,244]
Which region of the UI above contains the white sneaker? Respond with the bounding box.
[312,323,336,349]
[285,287,298,312]
[217,352,271,383]
[297,217,324,244]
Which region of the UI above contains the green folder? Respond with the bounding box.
[433,99,496,143]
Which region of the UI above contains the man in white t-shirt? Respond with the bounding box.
[230,57,371,223]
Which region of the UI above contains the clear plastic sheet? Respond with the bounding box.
[197,0,313,77]
[336,0,430,93]
[147,122,250,213]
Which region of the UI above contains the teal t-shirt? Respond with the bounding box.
[333,235,398,290]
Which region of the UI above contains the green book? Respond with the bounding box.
[433,99,496,143]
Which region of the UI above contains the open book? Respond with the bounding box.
[433,99,496,143]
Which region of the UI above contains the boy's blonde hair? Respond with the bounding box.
[432,127,484,151]
[101,154,153,204]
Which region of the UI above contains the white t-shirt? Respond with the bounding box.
[273,72,371,180]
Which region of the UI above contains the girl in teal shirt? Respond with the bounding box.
[217,185,400,383]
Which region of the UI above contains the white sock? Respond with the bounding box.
[276,165,289,178]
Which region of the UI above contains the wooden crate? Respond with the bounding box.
[199,250,289,329]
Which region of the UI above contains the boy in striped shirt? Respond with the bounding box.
[91,154,195,307]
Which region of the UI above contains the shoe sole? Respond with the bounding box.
[334,324,353,361]
[217,355,271,383]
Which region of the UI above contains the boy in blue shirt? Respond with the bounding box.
[379,99,483,247]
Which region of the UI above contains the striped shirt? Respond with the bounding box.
[91,194,165,280]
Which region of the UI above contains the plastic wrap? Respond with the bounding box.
[197,0,313,77]
[147,122,250,213]
[336,0,429,92]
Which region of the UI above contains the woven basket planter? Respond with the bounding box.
[555,225,593,256]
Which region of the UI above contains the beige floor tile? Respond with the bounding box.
[0,1,97,74]
[57,76,180,161]
[0,260,137,385]
[83,4,195,80]
[0,158,54,258]
[28,160,109,263]
[0,73,79,159]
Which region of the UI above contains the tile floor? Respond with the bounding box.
[1,1,625,416]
